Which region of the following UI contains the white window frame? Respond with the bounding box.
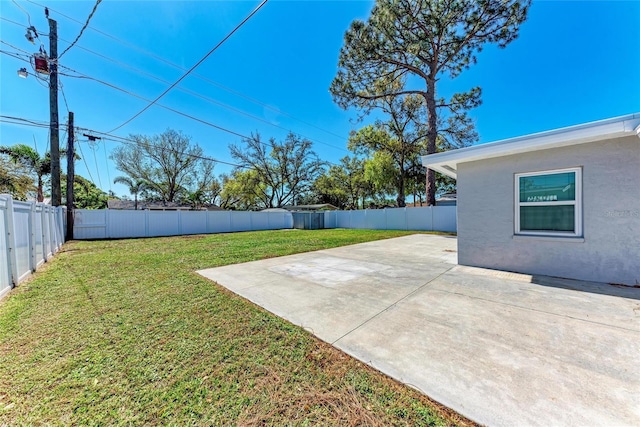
[514,167,582,237]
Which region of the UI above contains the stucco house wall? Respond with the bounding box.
[456,134,640,284]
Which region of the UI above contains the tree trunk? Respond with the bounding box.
[134,193,138,210]
[396,174,406,207]
[397,154,406,207]
[425,77,438,206]
[37,176,44,203]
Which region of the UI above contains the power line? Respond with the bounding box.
[0,115,54,128]
[0,16,48,36]
[74,126,245,169]
[1,43,349,157]
[17,3,349,142]
[90,141,102,188]
[75,136,97,184]
[103,140,112,193]
[0,39,36,55]
[11,0,32,27]
[58,68,343,168]
[49,39,349,154]
[1,115,337,173]
[58,0,102,59]
[59,77,70,112]
[108,0,269,133]
[55,66,255,140]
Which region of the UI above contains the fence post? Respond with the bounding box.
[41,206,48,261]
[48,206,56,255]
[4,196,19,287]
[106,208,111,239]
[404,207,408,231]
[29,201,37,272]
[56,207,64,248]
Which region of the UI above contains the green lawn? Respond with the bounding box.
[0,229,472,426]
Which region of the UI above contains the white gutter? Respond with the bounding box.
[422,113,640,179]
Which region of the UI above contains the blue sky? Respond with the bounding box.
[1,0,639,198]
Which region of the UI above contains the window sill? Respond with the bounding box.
[513,234,584,243]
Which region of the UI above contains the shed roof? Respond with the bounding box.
[422,113,640,179]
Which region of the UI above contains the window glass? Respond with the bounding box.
[520,205,575,232]
[519,172,575,203]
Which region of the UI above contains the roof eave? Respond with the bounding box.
[422,113,640,180]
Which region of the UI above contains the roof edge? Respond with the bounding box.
[422,113,640,179]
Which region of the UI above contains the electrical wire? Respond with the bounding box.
[0,119,50,129]
[9,5,348,142]
[103,140,112,193]
[107,0,268,133]
[54,40,349,153]
[59,77,70,113]
[59,68,343,169]
[1,43,348,158]
[0,16,48,37]
[74,126,245,168]
[0,115,328,173]
[0,115,53,128]
[11,0,32,27]
[0,39,34,55]
[90,142,103,188]
[0,45,51,89]
[58,0,102,59]
[75,138,96,184]
[57,67,254,140]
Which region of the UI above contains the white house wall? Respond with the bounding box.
[457,135,640,285]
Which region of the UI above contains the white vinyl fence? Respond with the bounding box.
[73,209,294,240]
[0,195,66,299]
[73,206,456,240]
[324,206,457,232]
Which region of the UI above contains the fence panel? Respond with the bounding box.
[147,211,180,237]
[230,211,253,232]
[13,202,33,282]
[364,209,386,230]
[433,206,457,233]
[350,210,368,229]
[74,209,107,240]
[72,206,454,241]
[269,212,293,230]
[335,211,353,229]
[181,211,208,235]
[207,211,232,234]
[0,203,10,299]
[110,210,147,239]
[385,208,408,230]
[323,211,337,229]
[324,206,455,232]
[250,212,271,231]
[0,195,65,299]
[34,206,44,266]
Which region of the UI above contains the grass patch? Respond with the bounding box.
[0,229,472,426]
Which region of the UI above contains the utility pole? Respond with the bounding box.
[48,17,61,206]
[66,112,74,240]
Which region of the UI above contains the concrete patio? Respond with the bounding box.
[197,234,640,426]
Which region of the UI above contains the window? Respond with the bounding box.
[515,167,582,237]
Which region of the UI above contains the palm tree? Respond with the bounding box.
[0,144,51,202]
[113,176,151,210]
